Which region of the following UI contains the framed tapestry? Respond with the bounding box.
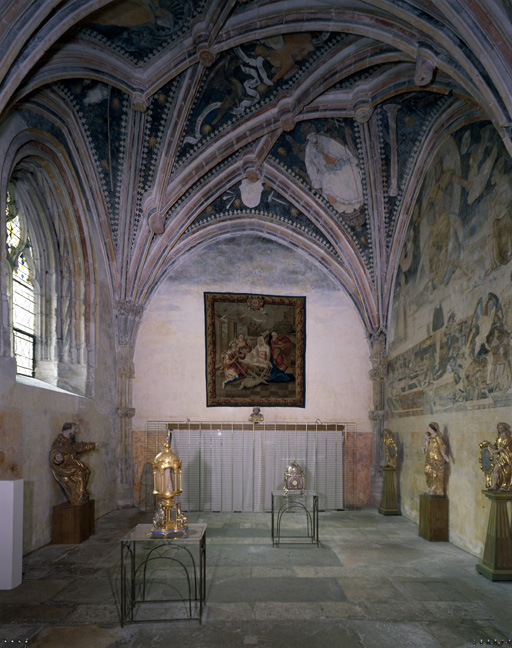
[205,292,306,407]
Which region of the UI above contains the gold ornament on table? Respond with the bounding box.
[284,459,305,494]
[382,428,398,469]
[479,422,512,491]
[151,426,187,534]
[422,422,449,496]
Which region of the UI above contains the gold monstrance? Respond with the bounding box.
[151,426,187,534]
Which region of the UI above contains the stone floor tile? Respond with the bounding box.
[337,576,405,603]
[0,580,70,605]
[348,620,443,648]
[204,602,255,621]
[253,601,324,620]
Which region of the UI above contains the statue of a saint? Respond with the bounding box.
[422,422,449,496]
[382,428,398,469]
[479,422,512,491]
[49,422,99,505]
[249,406,264,423]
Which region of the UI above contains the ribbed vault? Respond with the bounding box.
[1,0,512,340]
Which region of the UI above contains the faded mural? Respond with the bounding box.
[387,122,512,415]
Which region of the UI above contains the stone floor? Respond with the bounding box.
[1,507,511,647]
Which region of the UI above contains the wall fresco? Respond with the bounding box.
[387,121,512,415]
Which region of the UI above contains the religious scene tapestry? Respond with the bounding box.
[387,121,512,416]
[205,292,306,407]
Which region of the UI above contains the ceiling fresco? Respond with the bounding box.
[3,0,512,337]
[82,0,207,64]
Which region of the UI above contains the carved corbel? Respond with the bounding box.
[193,26,216,68]
[414,45,437,86]
[277,95,296,132]
[148,209,165,234]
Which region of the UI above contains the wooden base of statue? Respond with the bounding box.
[52,500,95,544]
[378,466,401,515]
[476,490,512,581]
[419,494,448,541]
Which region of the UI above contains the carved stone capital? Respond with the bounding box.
[115,300,144,347]
[117,407,136,418]
[369,332,388,380]
[369,409,389,422]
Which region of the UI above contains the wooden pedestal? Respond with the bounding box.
[378,466,401,515]
[52,500,95,544]
[419,494,448,541]
[476,490,512,581]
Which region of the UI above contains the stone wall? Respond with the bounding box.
[0,278,117,554]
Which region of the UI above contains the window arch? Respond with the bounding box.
[5,160,95,397]
[6,191,36,376]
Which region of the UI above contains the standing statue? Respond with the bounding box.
[422,422,449,496]
[49,422,99,505]
[479,422,512,490]
[382,428,398,469]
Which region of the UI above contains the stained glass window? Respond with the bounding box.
[6,199,35,376]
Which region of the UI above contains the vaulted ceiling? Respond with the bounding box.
[2,0,512,337]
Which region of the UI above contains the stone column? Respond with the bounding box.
[368,333,388,506]
[115,300,144,507]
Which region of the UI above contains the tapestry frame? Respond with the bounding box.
[204,292,306,407]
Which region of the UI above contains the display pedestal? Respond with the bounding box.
[52,500,95,544]
[476,490,512,581]
[419,494,448,541]
[378,466,401,515]
[0,479,23,589]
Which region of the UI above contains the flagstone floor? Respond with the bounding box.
[1,507,511,647]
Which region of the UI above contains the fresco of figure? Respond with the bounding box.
[304,131,363,215]
[479,422,512,491]
[422,422,449,496]
[49,422,100,505]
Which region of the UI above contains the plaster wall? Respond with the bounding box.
[132,236,372,503]
[387,413,495,557]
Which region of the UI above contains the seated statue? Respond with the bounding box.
[49,422,99,505]
[479,422,512,491]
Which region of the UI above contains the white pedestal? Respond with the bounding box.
[0,479,23,589]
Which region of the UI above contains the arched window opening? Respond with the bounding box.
[6,193,36,376]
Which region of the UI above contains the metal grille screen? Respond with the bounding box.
[145,421,355,512]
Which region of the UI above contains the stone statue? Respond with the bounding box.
[382,428,398,469]
[422,422,449,496]
[49,422,99,505]
[479,422,512,491]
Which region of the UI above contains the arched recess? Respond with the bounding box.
[1,134,98,396]
[132,226,372,427]
[384,100,490,331]
[138,216,372,335]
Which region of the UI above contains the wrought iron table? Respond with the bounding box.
[120,523,206,625]
[271,490,319,546]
